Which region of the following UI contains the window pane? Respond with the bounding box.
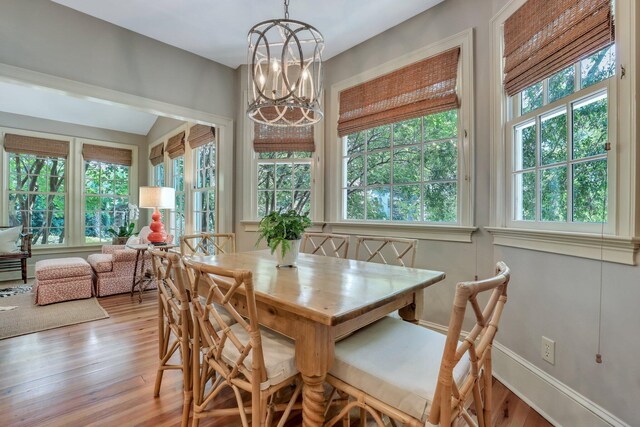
[424,182,457,222]
[424,110,457,141]
[275,190,292,211]
[521,82,543,114]
[366,187,390,220]
[515,171,536,221]
[346,132,366,155]
[393,118,421,146]
[573,93,608,159]
[424,140,457,181]
[367,126,391,150]
[540,166,567,222]
[346,189,365,220]
[258,164,274,189]
[293,191,311,215]
[366,151,391,185]
[573,160,607,223]
[393,146,421,184]
[392,185,421,221]
[548,66,575,103]
[346,155,364,187]
[293,164,311,189]
[581,45,615,89]
[540,109,567,166]
[515,121,536,170]
[275,164,292,189]
[258,191,274,217]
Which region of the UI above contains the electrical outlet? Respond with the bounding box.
[542,336,555,365]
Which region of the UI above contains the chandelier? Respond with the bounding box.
[247,0,324,127]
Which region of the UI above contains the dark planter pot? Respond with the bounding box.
[112,236,129,245]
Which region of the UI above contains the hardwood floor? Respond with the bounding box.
[0,292,553,427]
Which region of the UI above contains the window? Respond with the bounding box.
[170,156,185,240]
[508,46,614,230]
[84,161,130,243]
[342,110,459,223]
[257,152,312,217]
[8,153,66,245]
[193,141,216,232]
[153,163,164,187]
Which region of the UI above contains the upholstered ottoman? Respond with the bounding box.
[33,258,94,305]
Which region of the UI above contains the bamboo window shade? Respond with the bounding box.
[503,0,615,97]
[3,134,70,158]
[82,144,132,166]
[337,47,460,137]
[188,124,216,149]
[149,143,164,166]
[253,107,315,153]
[166,131,186,159]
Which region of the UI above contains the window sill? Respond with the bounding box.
[241,221,326,233]
[32,245,104,255]
[327,222,477,243]
[485,227,640,265]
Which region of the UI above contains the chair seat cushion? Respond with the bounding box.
[330,317,470,422]
[222,324,298,390]
[87,253,113,273]
[35,257,93,280]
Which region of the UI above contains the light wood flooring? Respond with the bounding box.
[0,292,553,426]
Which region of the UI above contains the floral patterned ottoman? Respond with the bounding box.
[33,258,94,305]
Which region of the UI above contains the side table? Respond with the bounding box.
[126,243,178,303]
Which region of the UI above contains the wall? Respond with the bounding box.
[0,0,236,120]
[146,116,186,145]
[234,0,638,424]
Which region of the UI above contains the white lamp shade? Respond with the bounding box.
[139,186,175,209]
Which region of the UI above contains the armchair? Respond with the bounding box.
[0,226,32,284]
[88,245,156,297]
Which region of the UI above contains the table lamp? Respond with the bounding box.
[139,186,175,245]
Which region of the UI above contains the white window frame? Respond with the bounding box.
[192,139,217,233]
[489,0,639,265]
[169,154,186,240]
[241,90,325,228]
[327,29,476,242]
[79,138,138,246]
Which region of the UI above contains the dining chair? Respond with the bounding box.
[183,259,302,427]
[301,232,350,258]
[149,248,193,427]
[180,232,236,257]
[325,262,511,427]
[354,236,418,268]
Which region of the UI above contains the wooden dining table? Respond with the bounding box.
[187,249,446,427]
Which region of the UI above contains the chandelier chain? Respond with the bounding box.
[284,0,290,19]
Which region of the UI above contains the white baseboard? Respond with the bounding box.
[419,321,629,427]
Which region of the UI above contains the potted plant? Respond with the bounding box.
[108,204,139,245]
[257,209,311,267]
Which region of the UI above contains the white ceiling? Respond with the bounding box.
[51,0,445,68]
[0,81,158,135]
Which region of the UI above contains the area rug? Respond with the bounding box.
[0,285,32,298]
[0,291,109,340]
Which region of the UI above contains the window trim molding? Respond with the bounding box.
[489,0,639,257]
[327,28,475,232]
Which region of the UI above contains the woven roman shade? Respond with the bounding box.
[3,134,69,158]
[253,108,315,153]
[166,131,186,159]
[188,124,216,149]
[337,47,460,137]
[149,143,164,166]
[503,0,615,97]
[82,144,132,166]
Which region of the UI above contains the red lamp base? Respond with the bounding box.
[147,207,167,244]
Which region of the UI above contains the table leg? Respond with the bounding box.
[399,289,424,324]
[138,255,146,303]
[131,250,141,298]
[295,322,334,427]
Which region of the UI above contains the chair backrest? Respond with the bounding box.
[180,233,236,256]
[183,258,267,389]
[149,248,191,340]
[429,262,511,425]
[354,236,418,267]
[301,233,350,259]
